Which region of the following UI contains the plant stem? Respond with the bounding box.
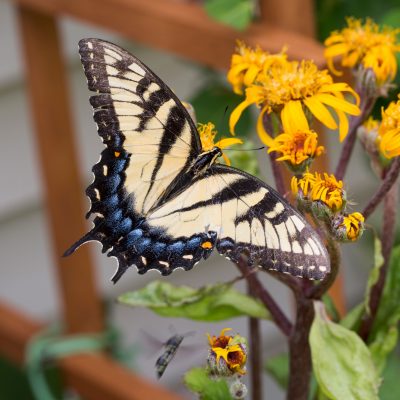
[358,178,399,341]
[247,281,263,400]
[236,258,293,336]
[287,296,314,400]
[334,95,376,181]
[362,157,400,219]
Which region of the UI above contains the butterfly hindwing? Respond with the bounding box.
[145,165,329,280]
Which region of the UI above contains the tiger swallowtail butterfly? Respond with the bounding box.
[64,38,330,283]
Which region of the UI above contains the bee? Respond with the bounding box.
[155,334,185,379]
[155,332,194,379]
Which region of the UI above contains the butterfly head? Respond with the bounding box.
[192,147,223,175]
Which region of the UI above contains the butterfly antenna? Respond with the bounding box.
[224,146,266,152]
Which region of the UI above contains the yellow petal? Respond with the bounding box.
[229,101,251,135]
[317,93,360,115]
[244,65,260,87]
[337,109,350,141]
[319,83,360,105]
[215,138,243,149]
[324,43,350,58]
[281,100,309,134]
[304,96,338,130]
[256,106,274,147]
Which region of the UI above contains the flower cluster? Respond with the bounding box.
[359,96,400,168]
[228,42,360,151]
[291,172,364,241]
[378,97,400,159]
[207,328,247,376]
[324,17,400,85]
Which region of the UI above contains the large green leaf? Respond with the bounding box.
[204,0,254,31]
[119,281,270,321]
[310,301,380,400]
[368,245,400,373]
[184,367,231,399]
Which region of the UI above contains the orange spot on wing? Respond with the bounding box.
[114,151,121,157]
[201,241,213,249]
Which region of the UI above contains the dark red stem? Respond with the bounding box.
[334,96,376,181]
[358,178,399,341]
[236,259,293,336]
[362,157,400,219]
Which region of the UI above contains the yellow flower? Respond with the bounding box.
[268,108,324,168]
[333,212,365,242]
[311,173,345,211]
[197,122,243,166]
[227,41,287,95]
[292,172,345,211]
[207,328,247,375]
[324,17,400,84]
[230,58,360,143]
[377,97,400,159]
[291,172,316,198]
[364,116,380,132]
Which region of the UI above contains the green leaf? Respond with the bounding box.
[379,351,400,400]
[339,303,364,331]
[118,281,270,321]
[365,235,385,315]
[265,353,289,389]
[368,245,400,373]
[226,139,261,177]
[204,0,254,31]
[310,301,380,400]
[184,367,231,399]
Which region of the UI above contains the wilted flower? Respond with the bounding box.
[332,212,365,242]
[207,328,247,376]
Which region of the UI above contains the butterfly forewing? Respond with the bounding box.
[79,38,201,215]
[66,38,330,282]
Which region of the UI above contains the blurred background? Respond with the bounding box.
[0,0,399,399]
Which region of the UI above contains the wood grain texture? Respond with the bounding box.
[11,0,325,67]
[16,7,104,334]
[0,302,183,400]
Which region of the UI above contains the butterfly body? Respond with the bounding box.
[65,38,330,283]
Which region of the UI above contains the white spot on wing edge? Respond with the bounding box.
[87,41,93,49]
[128,62,146,76]
[291,215,305,231]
